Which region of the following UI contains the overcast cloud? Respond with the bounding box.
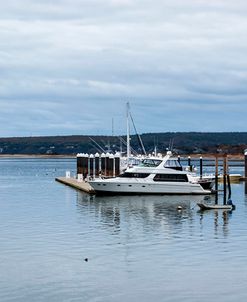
[1,0,247,136]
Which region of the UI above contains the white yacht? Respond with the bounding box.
[89,152,215,195]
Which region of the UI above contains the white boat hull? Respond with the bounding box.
[89,179,211,195]
[197,203,233,210]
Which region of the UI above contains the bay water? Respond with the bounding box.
[0,158,247,302]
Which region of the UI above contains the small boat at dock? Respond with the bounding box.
[197,202,235,210]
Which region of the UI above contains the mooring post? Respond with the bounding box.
[245,150,247,194]
[223,154,227,205]
[93,155,96,179]
[109,154,114,177]
[83,153,89,179]
[95,153,99,177]
[215,155,218,204]
[113,156,115,177]
[188,156,192,171]
[76,153,83,176]
[227,174,231,200]
[245,149,247,179]
[89,154,94,178]
[105,153,109,177]
[101,153,106,176]
[200,156,203,179]
[226,154,232,199]
[114,153,120,177]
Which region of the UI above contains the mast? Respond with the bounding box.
[126,102,130,164]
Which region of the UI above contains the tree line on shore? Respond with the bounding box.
[0,132,247,155]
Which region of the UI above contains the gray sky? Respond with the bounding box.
[1,0,247,137]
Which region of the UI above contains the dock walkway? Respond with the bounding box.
[55,177,95,194]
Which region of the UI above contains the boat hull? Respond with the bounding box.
[89,179,212,195]
[197,203,233,210]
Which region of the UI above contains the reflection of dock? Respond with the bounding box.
[55,177,95,194]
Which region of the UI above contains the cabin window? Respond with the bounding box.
[153,174,188,182]
[139,159,162,167]
[119,172,150,178]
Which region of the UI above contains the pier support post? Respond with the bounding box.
[77,153,83,175]
[105,153,110,177]
[89,154,94,178]
[95,153,100,178]
[215,155,218,204]
[101,153,106,177]
[200,156,203,179]
[188,156,192,172]
[93,155,96,179]
[114,153,120,177]
[244,150,247,194]
[245,149,247,179]
[109,154,114,177]
[82,153,88,179]
[223,154,227,205]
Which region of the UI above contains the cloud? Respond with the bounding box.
[0,0,247,136]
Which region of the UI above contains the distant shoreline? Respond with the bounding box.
[0,154,244,160]
[0,154,76,159]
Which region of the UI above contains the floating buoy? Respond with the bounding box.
[177,206,182,211]
[84,258,88,262]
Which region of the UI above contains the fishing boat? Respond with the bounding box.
[88,151,215,195]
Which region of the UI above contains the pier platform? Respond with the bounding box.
[55,177,95,194]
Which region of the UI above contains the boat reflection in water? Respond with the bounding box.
[77,193,204,231]
[76,192,231,237]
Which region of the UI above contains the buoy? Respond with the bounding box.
[177,206,182,211]
[84,258,88,262]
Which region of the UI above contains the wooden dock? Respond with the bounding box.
[55,177,95,194]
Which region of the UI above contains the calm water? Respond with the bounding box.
[0,159,247,302]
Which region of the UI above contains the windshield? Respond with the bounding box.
[164,159,182,168]
[139,159,162,167]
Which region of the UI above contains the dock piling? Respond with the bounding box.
[115,153,120,177]
[244,150,247,194]
[77,153,83,175]
[199,156,203,179]
[188,156,191,171]
[223,154,227,205]
[95,153,99,178]
[215,155,218,204]
[101,153,106,176]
